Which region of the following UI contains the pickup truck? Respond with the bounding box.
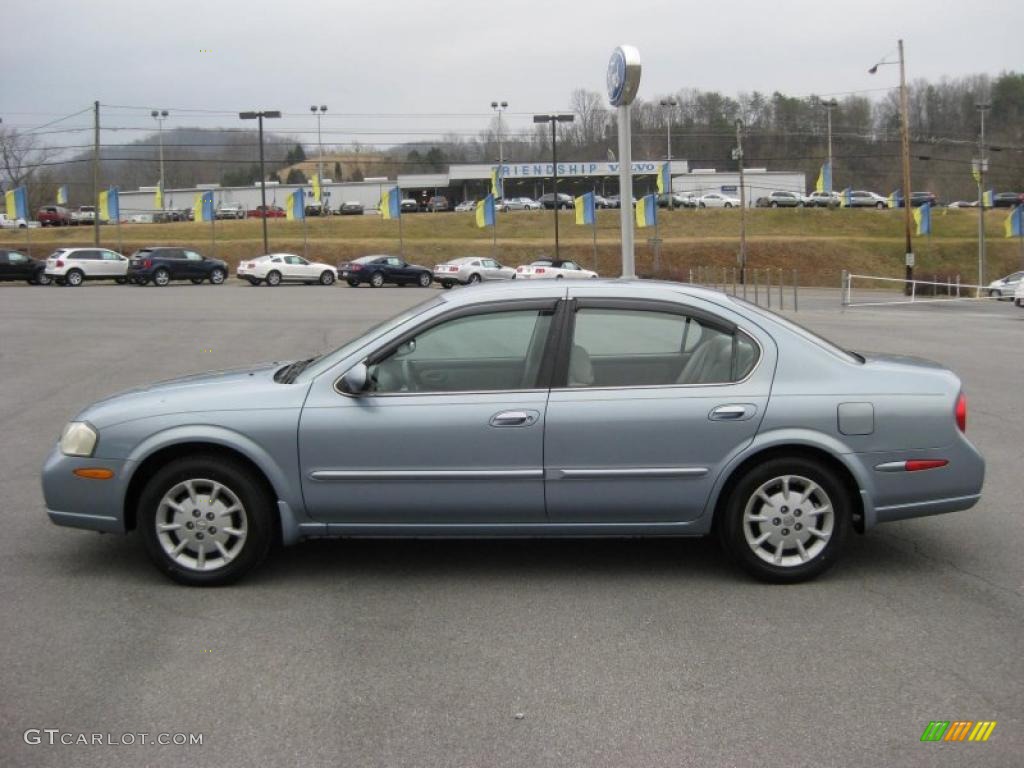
[37,206,72,226]
[70,206,97,225]
[215,204,246,220]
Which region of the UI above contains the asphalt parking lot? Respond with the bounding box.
[1,281,1021,767]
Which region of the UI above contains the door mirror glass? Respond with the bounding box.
[338,363,369,394]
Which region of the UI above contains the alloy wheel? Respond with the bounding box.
[742,474,835,568]
[155,478,248,573]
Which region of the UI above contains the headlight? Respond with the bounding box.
[60,421,98,457]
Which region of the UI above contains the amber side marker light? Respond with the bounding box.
[73,468,114,480]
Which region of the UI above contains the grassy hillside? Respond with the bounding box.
[4,208,1022,286]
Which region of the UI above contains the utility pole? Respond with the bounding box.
[897,39,914,292]
[151,109,168,208]
[976,103,990,291]
[311,105,326,208]
[735,119,747,279]
[491,100,508,173]
[93,100,100,246]
[239,110,282,255]
[660,98,677,209]
[533,113,575,259]
[823,98,838,193]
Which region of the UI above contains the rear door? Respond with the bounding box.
[543,295,774,524]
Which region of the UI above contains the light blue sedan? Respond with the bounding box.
[42,281,985,585]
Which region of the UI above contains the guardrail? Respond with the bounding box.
[689,266,799,311]
[840,271,1004,307]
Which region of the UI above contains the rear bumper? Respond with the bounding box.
[874,493,982,525]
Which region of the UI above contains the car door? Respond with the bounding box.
[298,300,559,525]
[8,252,34,279]
[543,295,774,524]
[0,251,12,280]
[181,250,205,279]
[386,256,413,283]
[480,258,509,281]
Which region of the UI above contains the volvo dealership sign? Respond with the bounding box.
[448,160,686,181]
[609,44,642,278]
[607,45,642,107]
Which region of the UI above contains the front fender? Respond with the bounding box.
[699,428,877,530]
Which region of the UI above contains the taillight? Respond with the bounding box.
[56,259,64,267]
[142,259,152,268]
[350,264,361,271]
[449,266,459,272]
[955,393,967,433]
[535,268,545,274]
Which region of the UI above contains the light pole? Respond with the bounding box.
[870,40,914,292]
[975,102,991,291]
[491,100,508,180]
[734,120,747,279]
[239,110,281,255]
[533,113,575,259]
[310,105,327,209]
[821,98,838,193]
[660,98,677,209]
[150,109,168,208]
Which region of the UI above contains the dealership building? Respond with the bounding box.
[115,160,805,215]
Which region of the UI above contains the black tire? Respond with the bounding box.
[441,280,454,289]
[717,456,850,583]
[35,271,52,286]
[699,203,706,209]
[210,268,226,285]
[467,273,482,285]
[115,277,128,285]
[347,279,359,287]
[990,289,1002,298]
[319,270,335,286]
[555,274,564,279]
[418,272,432,287]
[770,201,779,208]
[265,270,282,287]
[138,454,274,586]
[247,278,261,286]
[153,268,171,287]
[190,278,205,285]
[369,272,385,288]
[65,269,84,287]
[724,203,733,208]
[876,201,885,209]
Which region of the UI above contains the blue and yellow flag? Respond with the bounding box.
[635,194,657,228]
[888,190,902,209]
[154,182,163,211]
[476,194,495,228]
[380,186,401,220]
[913,202,932,236]
[656,162,671,195]
[982,189,994,208]
[311,174,321,203]
[5,186,28,220]
[839,187,852,208]
[815,161,832,194]
[98,186,119,222]
[1005,205,1023,238]
[286,189,305,221]
[193,191,214,223]
[574,192,595,226]
[490,166,504,198]
[56,184,69,206]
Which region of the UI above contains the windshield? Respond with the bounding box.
[296,295,446,382]
[731,297,864,363]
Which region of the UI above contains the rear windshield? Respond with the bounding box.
[730,297,864,363]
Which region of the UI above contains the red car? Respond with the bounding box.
[37,206,72,226]
[247,205,286,219]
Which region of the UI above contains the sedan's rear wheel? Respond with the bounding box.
[467,273,482,285]
[139,455,274,586]
[876,201,886,209]
[718,457,849,583]
[319,270,335,286]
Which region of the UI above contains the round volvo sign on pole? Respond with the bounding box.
[608,45,641,278]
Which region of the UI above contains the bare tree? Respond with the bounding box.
[0,127,51,192]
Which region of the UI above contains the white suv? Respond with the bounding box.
[45,247,129,286]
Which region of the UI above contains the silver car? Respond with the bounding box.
[500,197,542,212]
[985,271,1024,300]
[42,281,984,586]
[433,256,515,288]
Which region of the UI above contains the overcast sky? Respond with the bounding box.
[2,0,1021,151]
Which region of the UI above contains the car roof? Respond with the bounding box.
[440,256,482,265]
[433,278,741,309]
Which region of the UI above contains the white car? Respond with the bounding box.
[697,193,741,208]
[1015,279,1024,308]
[514,259,598,280]
[45,247,128,286]
[236,253,337,286]
[454,200,476,212]
[500,197,542,211]
[128,214,155,224]
[433,256,515,288]
[0,214,28,229]
[985,271,1024,300]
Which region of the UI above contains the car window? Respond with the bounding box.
[9,253,28,264]
[482,259,497,268]
[562,262,580,270]
[101,251,122,260]
[368,309,553,394]
[73,250,99,260]
[271,257,282,263]
[567,308,759,387]
[386,257,403,267]
[183,251,203,261]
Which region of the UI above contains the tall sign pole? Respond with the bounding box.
[897,39,914,293]
[607,45,642,278]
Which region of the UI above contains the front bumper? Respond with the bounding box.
[41,445,132,534]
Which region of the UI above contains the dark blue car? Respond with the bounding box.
[338,254,433,288]
[127,247,228,286]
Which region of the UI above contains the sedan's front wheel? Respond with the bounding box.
[418,272,432,287]
[718,457,849,583]
[139,454,274,586]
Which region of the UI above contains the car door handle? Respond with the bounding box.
[709,404,755,421]
[489,410,539,427]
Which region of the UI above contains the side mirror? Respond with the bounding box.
[339,363,369,394]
